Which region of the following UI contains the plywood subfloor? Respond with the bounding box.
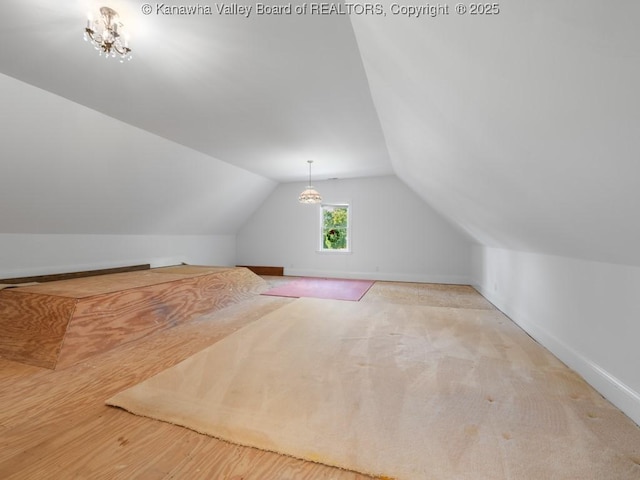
[1,280,639,479]
[0,293,373,480]
[0,266,264,369]
[10,266,235,298]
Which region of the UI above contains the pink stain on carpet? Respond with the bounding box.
[261,277,375,301]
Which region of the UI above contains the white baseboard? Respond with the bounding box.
[284,268,471,285]
[474,283,640,427]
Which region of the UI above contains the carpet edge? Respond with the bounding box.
[104,399,389,479]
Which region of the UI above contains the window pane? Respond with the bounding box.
[321,205,349,250]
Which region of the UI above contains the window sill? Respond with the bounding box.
[316,250,352,254]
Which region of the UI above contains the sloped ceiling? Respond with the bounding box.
[0,0,391,236]
[2,1,639,263]
[0,73,275,235]
[350,0,640,265]
[0,0,392,182]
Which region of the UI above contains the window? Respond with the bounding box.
[320,204,350,252]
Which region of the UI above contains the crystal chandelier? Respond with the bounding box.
[298,160,322,204]
[84,7,132,62]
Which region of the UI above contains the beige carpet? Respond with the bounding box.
[107,298,640,479]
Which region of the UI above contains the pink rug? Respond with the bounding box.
[261,277,375,301]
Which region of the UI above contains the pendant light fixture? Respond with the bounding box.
[298,160,322,204]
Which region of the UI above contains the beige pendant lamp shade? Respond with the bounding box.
[298,160,322,204]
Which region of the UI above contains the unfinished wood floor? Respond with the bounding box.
[0,278,637,479]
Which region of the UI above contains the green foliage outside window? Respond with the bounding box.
[322,205,348,250]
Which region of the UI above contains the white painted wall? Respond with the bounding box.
[237,176,473,283]
[0,234,236,279]
[472,246,640,426]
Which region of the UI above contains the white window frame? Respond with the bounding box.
[318,203,351,254]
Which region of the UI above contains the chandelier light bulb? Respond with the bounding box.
[84,6,132,61]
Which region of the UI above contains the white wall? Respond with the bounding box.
[472,246,640,426]
[237,175,473,283]
[0,234,236,279]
